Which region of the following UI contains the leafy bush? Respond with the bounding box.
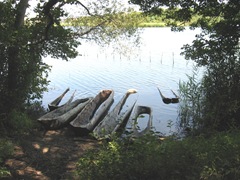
[7,110,34,134]
[25,101,46,122]
[76,132,240,179]
[178,60,240,133]
[0,139,13,178]
[193,131,240,179]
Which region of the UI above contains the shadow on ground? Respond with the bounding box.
[4,128,98,179]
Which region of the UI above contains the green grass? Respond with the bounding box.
[139,22,166,27]
[76,131,240,179]
[63,9,200,28]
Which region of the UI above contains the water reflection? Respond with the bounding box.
[42,27,202,135]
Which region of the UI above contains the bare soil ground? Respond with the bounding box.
[4,128,99,180]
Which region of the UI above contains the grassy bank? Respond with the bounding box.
[76,131,240,179]
[1,115,240,179]
[63,10,198,28]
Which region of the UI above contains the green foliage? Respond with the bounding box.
[65,9,200,28]
[0,139,13,162]
[178,66,205,135]
[66,12,143,28]
[0,0,140,132]
[0,168,11,179]
[181,30,240,131]
[182,1,240,131]
[130,0,240,132]
[194,131,240,179]
[0,139,13,178]
[61,0,141,49]
[76,132,240,179]
[0,102,44,136]
[7,110,34,134]
[0,0,78,116]
[76,135,165,180]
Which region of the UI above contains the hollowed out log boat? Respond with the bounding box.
[48,88,76,111]
[157,87,179,104]
[129,105,153,137]
[70,89,114,135]
[93,89,137,140]
[38,98,92,129]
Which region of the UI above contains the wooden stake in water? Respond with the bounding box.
[172,52,174,66]
[149,51,151,62]
[161,52,163,64]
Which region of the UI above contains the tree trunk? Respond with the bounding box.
[15,0,29,28]
[7,0,29,111]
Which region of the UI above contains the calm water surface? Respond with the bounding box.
[42,27,202,135]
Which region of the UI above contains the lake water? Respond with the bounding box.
[42,27,202,135]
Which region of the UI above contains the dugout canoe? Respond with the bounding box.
[130,105,153,137]
[48,88,76,111]
[70,89,114,135]
[93,89,137,140]
[38,98,92,129]
[157,87,179,104]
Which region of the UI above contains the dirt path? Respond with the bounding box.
[4,128,98,179]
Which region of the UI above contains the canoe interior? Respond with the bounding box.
[48,88,70,109]
[128,105,153,137]
[92,90,137,140]
[38,98,91,129]
[70,90,114,135]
